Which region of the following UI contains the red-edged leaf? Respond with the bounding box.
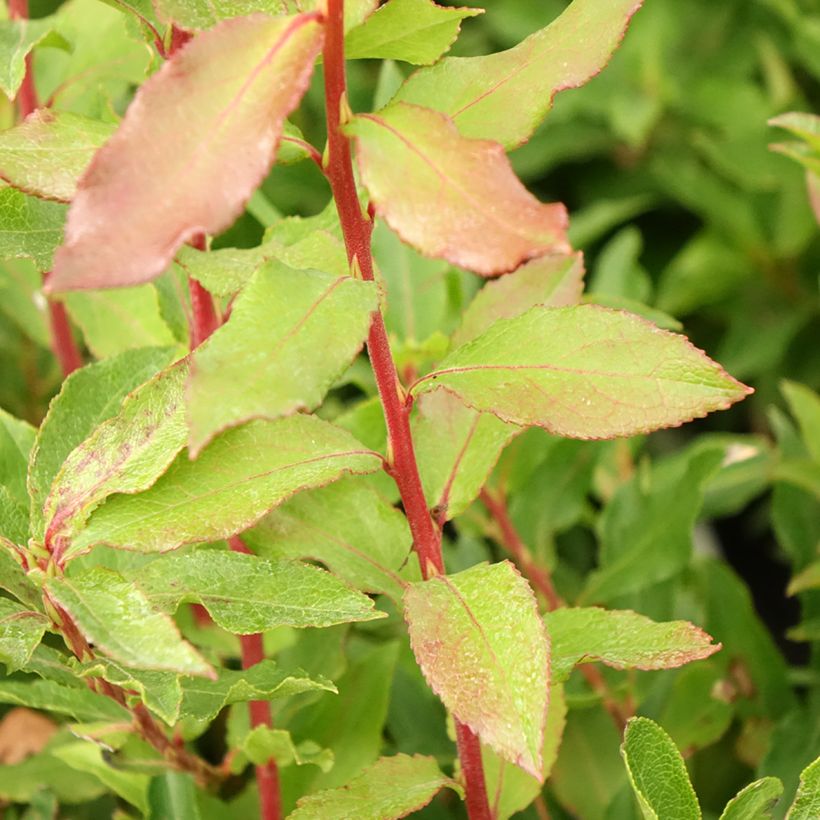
[47,12,323,292]
[344,102,569,276]
[404,561,549,778]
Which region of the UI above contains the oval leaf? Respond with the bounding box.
[344,102,568,276]
[404,560,549,778]
[48,12,323,292]
[719,777,782,820]
[412,305,751,439]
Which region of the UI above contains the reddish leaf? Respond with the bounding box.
[47,12,323,292]
[344,102,569,276]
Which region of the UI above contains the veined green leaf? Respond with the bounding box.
[48,12,324,291]
[412,305,750,439]
[187,265,377,455]
[345,0,482,66]
[719,777,783,820]
[289,754,460,819]
[0,407,35,540]
[545,607,720,684]
[621,717,701,820]
[345,102,568,276]
[68,416,382,560]
[404,561,549,778]
[28,347,176,541]
[132,550,386,632]
[0,16,66,100]
[41,358,189,559]
[230,726,334,773]
[393,0,644,149]
[788,756,820,819]
[46,567,214,676]
[0,111,116,203]
[0,678,129,722]
[0,186,66,270]
[0,599,48,671]
[0,538,42,609]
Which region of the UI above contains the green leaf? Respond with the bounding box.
[453,252,585,347]
[404,561,549,778]
[0,678,129,722]
[769,112,820,152]
[788,756,820,819]
[64,286,176,359]
[545,607,720,685]
[0,258,50,347]
[176,244,274,298]
[393,0,644,149]
[0,16,65,100]
[231,726,333,773]
[28,346,175,541]
[0,407,35,538]
[0,538,42,609]
[147,772,201,820]
[0,599,48,671]
[412,389,517,521]
[621,717,701,820]
[719,777,783,820]
[789,561,820,595]
[187,264,377,454]
[0,186,66,270]
[180,660,335,724]
[344,102,568,276]
[245,477,414,602]
[413,305,750,441]
[133,550,386,632]
[49,12,324,291]
[41,357,189,558]
[69,415,381,560]
[45,567,214,676]
[781,381,820,462]
[0,111,116,203]
[289,754,459,819]
[345,0,482,66]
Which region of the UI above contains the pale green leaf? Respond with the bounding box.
[69,416,381,560]
[28,346,176,541]
[345,102,568,276]
[0,16,65,99]
[132,550,386,632]
[789,561,820,595]
[41,357,189,558]
[0,486,29,545]
[45,567,214,676]
[175,244,275,298]
[394,0,644,149]
[232,726,333,773]
[719,777,783,820]
[0,538,42,609]
[545,607,720,685]
[147,772,201,820]
[788,756,820,819]
[187,264,377,454]
[769,112,820,153]
[0,678,129,722]
[0,110,116,202]
[453,252,584,347]
[781,381,820,462]
[289,754,459,819]
[621,717,701,820]
[412,305,750,439]
[0,599,48,671]
[245,477,414,602]
[404,561,549,778]
[0,407,35,537]
[345,0,482,66]
[0,186,66,270]
[0,259,50,348]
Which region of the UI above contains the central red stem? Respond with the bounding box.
[322,3,491,816]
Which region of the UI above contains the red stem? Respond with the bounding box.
[9,0,38,117]
[322,3,491,816]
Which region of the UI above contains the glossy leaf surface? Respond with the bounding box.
[49,12,323,291]
[345,102,568,275]
[404,561,549,778]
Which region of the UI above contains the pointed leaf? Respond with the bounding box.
[0,599,48,672]
[0,111,116,203]
[0,17,65,99]
[453,252,585,347]
[412,305,750,438]
[545,607,720,685]
[0,186,66,270]
[245,478,413,602]
[133,550,385,632]
[394,0,644,149]
[781,380,820,463]
[48,12,324,292]
[0,539,42,609]
[788,756,820,820]
[789,561,820,596]
[345,0,482,66]
[45,567,214,676]
[289,754,460,820]
[345,102,568,276]
[0,678,129,722]
[621,717,701,820]
[68,416,382,560]
[719,777,783,820]
[28,347,176,541]
[413,389,517,521]
[231,726,333,773]
[0,406,35,511]
[42,358,189,558]
[404,560,549,778]
[188,265,377,454]
[147,772,201,820]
